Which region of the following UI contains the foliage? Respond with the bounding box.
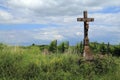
[58,41,69,53]
[112,45,120,57]
[48,40,57,53]
[0,42,120,80]
[74,41,83,54]
[99,42,106,54]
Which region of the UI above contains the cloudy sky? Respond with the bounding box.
[0,0,120,45]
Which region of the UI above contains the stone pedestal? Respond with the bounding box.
[83,46,93,60]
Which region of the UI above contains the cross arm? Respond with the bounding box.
[77,18,94,22]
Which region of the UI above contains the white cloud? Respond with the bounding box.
[0,10,13,22]
[3,0,120,16]
[90,12,120,26]
[0,0,120,24]
[0,24,119,45]
[89,25,120,44]
[32,30,64,41]
[76,32,83,36]
[0,0,120,45]
[0,30,34,44]
[0,25,84,44]
[31,26,83,41]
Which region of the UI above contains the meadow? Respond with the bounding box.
[0,42,120,80]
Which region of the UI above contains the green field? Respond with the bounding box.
[0,42,120,80]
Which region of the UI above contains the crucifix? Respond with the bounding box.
[77,11,94,60]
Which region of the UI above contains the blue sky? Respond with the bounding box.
[0,0,120,45]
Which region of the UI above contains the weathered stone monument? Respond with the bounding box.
[77,11,94,60]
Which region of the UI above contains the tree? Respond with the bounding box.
[64,41,69,52]
[58,42,65,53]
[80,41,83,54]
[113,44,120,57]
[49,40,57,53]
[32,43,35,46]
[0,43,4,51]
[107,42,111,54]
[58,41,69,53]
[75,41,83,54]
[99,42,106,54]
[75,43,80,54]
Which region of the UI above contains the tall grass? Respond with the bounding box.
[0,45,119,80]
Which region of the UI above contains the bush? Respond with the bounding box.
[113,46,120,57]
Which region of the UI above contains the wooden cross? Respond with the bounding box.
[77,11,94,60]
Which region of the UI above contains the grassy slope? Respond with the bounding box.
[0,45,120,80]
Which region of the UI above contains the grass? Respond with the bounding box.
[0,45,120,80]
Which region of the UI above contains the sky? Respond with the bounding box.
[0,0,120,45]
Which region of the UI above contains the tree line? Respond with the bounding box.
[32,40,120,57]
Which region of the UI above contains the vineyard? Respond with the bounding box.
[0,41,120,80]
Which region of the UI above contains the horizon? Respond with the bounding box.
[0,0,120,45]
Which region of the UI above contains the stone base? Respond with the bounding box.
[83,46,93,60]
